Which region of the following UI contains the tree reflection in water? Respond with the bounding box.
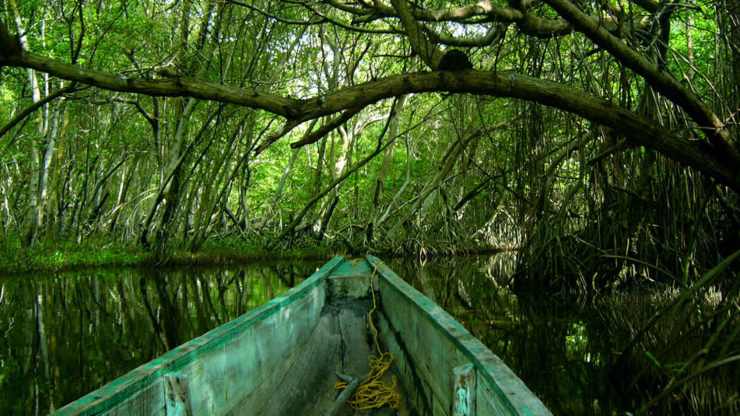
[0,256,737,415]
[389,255,739,416]
[0,261,320,415]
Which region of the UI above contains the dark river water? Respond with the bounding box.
[0,255,736,415]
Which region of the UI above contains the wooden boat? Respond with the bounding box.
[56,256,551,416]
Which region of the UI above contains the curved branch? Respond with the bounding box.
[253,119,304,155]
[542,0,740,164]
[4,47,739,191]
[227,0,325,26]
[390,0,442,68]
[292,0,398,34]
[275,98,402,243]
[425,23,508,47]
[330,0,572,38]
[290,107,363,148]
[4,51,302,117]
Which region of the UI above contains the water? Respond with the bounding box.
[0,255,736,415]
[388,255,739,415]
[0,262,321,415]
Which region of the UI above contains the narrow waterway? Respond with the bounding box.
[0,255,735,415]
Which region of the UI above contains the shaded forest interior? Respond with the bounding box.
[0,0,739,414]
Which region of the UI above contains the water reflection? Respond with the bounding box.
[388,256,739,416]
[0,256,737,415]
[0,262,320,415]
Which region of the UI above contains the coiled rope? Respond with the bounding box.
[335,281,401,410]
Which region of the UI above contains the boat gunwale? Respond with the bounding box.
[367,255,549,416]
[55,256,346,415]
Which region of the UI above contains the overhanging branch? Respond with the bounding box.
[3,44,739,191]
[542,0,740,165]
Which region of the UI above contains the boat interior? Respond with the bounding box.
[56,256,550,416]
[226,271,410,416]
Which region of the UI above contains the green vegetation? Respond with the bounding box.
[0,238,146,274]
[0,237,337,274]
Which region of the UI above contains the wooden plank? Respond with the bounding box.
[104,379,165,416]
[376,311,434,415]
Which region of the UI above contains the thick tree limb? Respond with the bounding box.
[1,51,302,118]
[3,44,739,191]
[328,0,572,38]
[542,0,740,165]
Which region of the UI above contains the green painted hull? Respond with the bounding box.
[55,256,551,416]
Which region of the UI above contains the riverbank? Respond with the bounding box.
[0,240,331,276]
[0,238,508,276]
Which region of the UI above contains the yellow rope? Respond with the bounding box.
[335,352,400,410]
[334,276,401,410]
